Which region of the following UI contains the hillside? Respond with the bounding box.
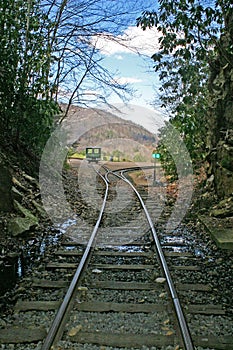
[62,105,157,162]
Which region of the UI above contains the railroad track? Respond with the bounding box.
[0,164,232,350]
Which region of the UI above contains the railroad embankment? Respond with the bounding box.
[1,154,233,260]
[0,152,47,238]
[199,216,233,250]
[196,180,233,250]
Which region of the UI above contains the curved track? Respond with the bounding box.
[41,165,193,350]
[1,164,231,350]
[117,168,193,350]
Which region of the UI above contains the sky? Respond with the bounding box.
[88,3,165,132]
[54,0,165,133]
[97,26,161,105]
[95,25,165,132]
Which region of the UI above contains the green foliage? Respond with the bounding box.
[137,0,232,178]
[0,0,148,157]
[221,157,233,171]
[157,145,177,182]
[0,0,59,154]
[133,153,146,162]
[157,121,193,181]
[14,97,60,153]
[112,149,124,162]
[68,149,86,159]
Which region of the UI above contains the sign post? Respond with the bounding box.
[152,150,160,186]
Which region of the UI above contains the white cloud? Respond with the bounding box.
[114,76,143,85]
[115,55,124,60]
[92,26,160,56]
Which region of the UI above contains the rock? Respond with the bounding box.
[7,252,19,259]
[12,177,29,192]
[215,166,233,198]
[0,319,7,327]
[155,277,166,284]
[8,201,38,236]
[210,197,233,217]
[8,216,38,236]
[92,268,102,274]
[16,286,26,294]
[206,174,214,184]
[0,164,13,211]
[31,200,48,218]
[211,207,232,217]
[22,172,39,186]
[77,286,88,292]
[12,186,23,202]
[225,129,233,146]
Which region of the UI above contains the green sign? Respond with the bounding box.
[152,152,160,159]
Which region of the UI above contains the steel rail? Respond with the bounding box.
[41,169,109,350]
[118,169,194,350]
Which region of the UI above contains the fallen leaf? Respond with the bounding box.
[68,324,82,336]
[159,292,167,298]
[166,330,174,336]
[78,286,88,291]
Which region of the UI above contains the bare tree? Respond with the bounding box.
[40,0,148,120]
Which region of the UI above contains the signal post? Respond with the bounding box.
[152,150,160,186]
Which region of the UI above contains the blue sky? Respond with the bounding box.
[56,0,164,132]
[91,20,165,132]
[103,52,160,107]
[92,23,162,107]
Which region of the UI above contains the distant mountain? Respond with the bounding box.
[103,103,165,134]
[62,104,157,162]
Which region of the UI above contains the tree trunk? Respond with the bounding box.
[207,12,233,199]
